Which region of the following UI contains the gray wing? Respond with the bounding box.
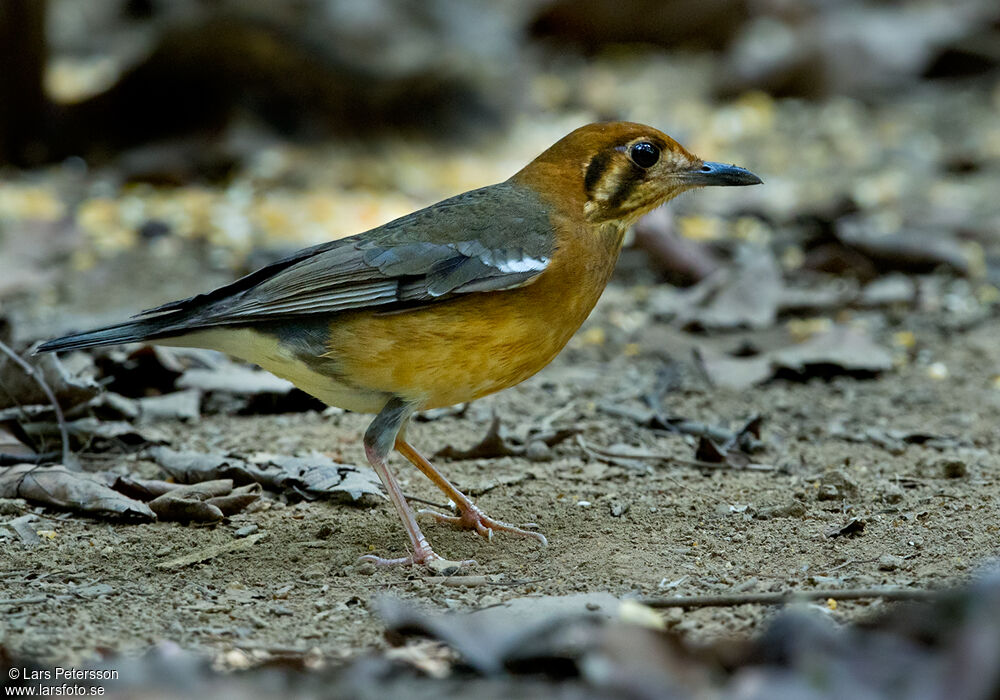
[135,182,554,327]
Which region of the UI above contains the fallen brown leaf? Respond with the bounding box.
[0,463,155,521]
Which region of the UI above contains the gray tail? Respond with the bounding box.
[35,318,183,354]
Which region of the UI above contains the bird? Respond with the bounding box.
[37,121,761,573]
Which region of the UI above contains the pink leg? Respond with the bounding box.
[359,398,474,574]
[396,438,547,547]
[359,444,476,574]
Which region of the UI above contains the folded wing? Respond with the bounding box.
[135,182,553,329]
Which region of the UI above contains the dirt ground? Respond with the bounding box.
[4,272,1000,666]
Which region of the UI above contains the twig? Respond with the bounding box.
[826,557,878,573]
[576,435,652,472]
[528,402,577,434]
[154,532,267,570]
[0,451,61,466]
[599,403,733,443]
[0,341,71,467]
[578,435,774,472]
[0,595,52,606]
[404,494,454,510]
[640,587,940,609]
[672,457,776,472]
[599,402,768,456]
[436,575,553,588]
[465,472,530,497]
[577,436,729,505]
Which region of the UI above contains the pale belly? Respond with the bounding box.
[161,328,390,414]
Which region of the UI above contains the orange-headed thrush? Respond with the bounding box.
[39,122,762,572]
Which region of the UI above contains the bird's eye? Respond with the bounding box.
[629,142,660,168]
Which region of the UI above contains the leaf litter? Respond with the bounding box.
[150,447,384,503]
[9,571,996,698]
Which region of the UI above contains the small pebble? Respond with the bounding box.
[610,501,629,518]
[880,483,905,504]
[733,577,759,592]
[938,458,967,479]
[817,484,840,500]
[618,600,665,630]
[221,649,252,671]
[816,470,858,501]
[525,440,551,461]
[234,524,259,538]
[356,561,377,576]
[926,362,948,380]
[878,554,904,571]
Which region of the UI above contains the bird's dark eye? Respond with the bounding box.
[629,141,660,168]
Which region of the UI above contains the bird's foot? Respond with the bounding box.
[358,549,476,575]
[418,504,548,546]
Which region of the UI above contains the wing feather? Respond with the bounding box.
[141,182,554,330]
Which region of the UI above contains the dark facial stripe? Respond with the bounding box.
[606,165,646,210]
[584,151,612,197]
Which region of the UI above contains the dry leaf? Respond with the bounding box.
[0,463,155,520]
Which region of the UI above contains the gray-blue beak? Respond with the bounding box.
[684,161,763,186]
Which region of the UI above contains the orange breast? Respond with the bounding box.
[325,220,624,410]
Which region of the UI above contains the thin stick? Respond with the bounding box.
[0,595,52,606]
[578,435,774,472]
[640,587,940,609]
[826,557,878,573]
[0,340,70,466]
[404,494,453,510]
[0,451,61,466]
[437,575,553,588]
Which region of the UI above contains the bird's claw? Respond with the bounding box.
[358,550,476,575]
[418,505,548,547]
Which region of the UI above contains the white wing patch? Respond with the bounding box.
[493,255,549,273]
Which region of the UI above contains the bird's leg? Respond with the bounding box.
[359,398,475,574]
[395,438,547,547]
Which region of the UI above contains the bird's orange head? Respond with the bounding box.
[513,121,761,226]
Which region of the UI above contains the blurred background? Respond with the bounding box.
[1,0,998,341]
